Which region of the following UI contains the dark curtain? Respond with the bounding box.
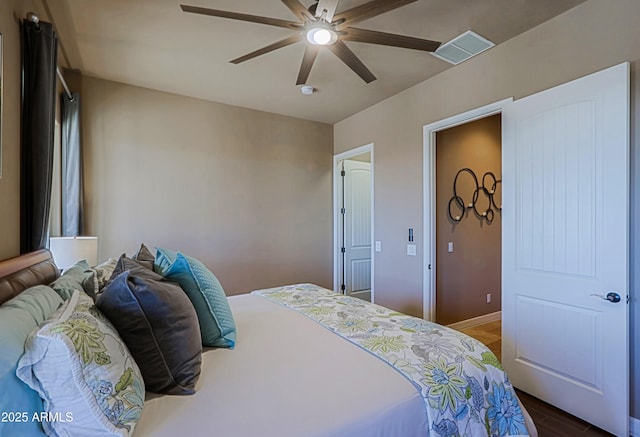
[21,20,58,253]
[61,92,83,236]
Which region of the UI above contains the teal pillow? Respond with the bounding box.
[0,285,63,437]
[154,247,178,271]
[49,260,94,300]
[155,248,236,348]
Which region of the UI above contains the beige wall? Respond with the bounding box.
[335,0,640,417]
[435,115,501,325]
[80,76,333,295]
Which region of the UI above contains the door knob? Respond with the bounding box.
[590,292,621,303]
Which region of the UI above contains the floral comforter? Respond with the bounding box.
[252,284,529,437]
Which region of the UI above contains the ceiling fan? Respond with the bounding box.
[181,0,441,85]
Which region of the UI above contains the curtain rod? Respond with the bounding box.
[26,12,74,102]
[56,68,74,102]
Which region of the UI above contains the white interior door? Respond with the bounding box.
[502,63,629,435]
[340,159,372,300]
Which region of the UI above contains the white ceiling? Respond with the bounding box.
[45,0,586,124]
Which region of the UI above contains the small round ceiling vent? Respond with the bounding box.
[300,85,315,95]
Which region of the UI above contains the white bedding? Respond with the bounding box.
[134,294,427,437]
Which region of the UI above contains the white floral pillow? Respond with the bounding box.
[17,290,144,437]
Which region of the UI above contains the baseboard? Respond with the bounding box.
[631,416,640,436]
[447,311,501,330]
[350,289,371,300]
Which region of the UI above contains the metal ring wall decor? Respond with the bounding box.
[448,168,502,224]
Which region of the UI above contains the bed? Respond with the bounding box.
[0,249,537,437]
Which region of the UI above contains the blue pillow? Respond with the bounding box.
[0,286,63,437]
[155,248,236,348]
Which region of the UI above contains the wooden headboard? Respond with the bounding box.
[0,249,59,306]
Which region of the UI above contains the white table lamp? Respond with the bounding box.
[49,236,99,270]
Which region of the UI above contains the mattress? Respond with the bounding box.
[135,293,428,436]
[0,252,536,437]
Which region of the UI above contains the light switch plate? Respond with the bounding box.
[375,241,381,252]
[407,244,417,256]
[448,242,454,253]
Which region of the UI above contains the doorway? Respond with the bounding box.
[333,144,374,302]
[423,99,512,321]
[434,114,502,326]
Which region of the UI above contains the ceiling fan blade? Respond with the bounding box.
[296,46,320,85]
[181,4,302,30]
[343,27,440,52]
[315,0,340,23]
[327,41,376,83]
[334,0,417,29]
[230,34,303,64]
[280,0,315,22]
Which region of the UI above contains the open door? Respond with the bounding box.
[339,159,372,301]
[502,63,629,435]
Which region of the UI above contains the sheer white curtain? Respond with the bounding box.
[60,92,83,236]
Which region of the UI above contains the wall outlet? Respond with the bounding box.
[486,293,492,304]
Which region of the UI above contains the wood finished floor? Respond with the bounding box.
[459,321,615,436]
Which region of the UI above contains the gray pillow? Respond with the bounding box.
[96,263,202,395]
[107,252,154,289]
[132,243,155,270]
[49,260,95,300]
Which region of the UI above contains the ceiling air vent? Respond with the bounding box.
[431,30,495,65]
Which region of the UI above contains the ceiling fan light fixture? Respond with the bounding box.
[306,23,337,46]
[181,1,443,84]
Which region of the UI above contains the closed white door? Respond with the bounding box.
[502,63,629,435]
[340,159,372,300]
